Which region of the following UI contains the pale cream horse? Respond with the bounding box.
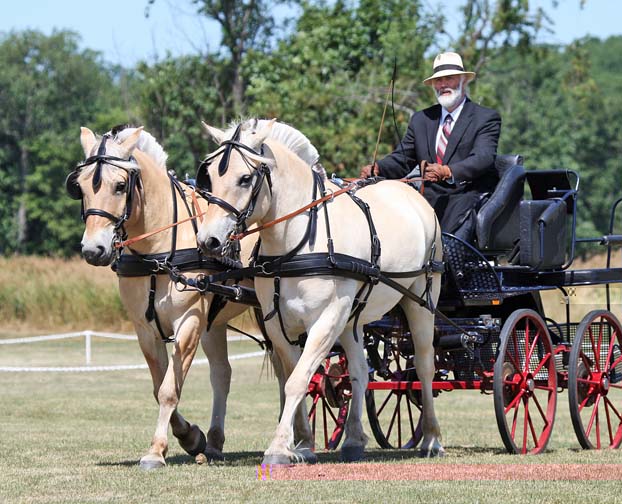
[70,126,259,469]
[196,119,444,464]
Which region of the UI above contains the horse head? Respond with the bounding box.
[195,118,325,257]
[67,126,145,265]
[194,119,279,256]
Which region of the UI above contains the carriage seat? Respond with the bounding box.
[475,154,525,254]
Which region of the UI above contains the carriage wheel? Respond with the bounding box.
[568,310,622,449]
[493,309,557,454]
[306,351,351,451]
[365,335,423,449]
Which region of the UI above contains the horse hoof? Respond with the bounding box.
[341,445,365,462]
[297,448,317,464]
[139,456,166,470]
[203,446,225,464]
[178,424,207,457]
[262,453,293,466]
[418,447,445,458]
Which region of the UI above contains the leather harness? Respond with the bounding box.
[192,139,444,346]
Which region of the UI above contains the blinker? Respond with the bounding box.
[65,171,82,200]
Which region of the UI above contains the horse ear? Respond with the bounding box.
[261,142,276,167]
[80,127,97,157]
[248,118,276,150]
[118,126,144,157]
[202,122,226,145]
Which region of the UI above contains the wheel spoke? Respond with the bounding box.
[589,327,601,372]
[376,390,393,418]
[522,398,529,453]
[603,396,622,422]
[504,387,525,414]
[385,394,401,443]
[405,395,416,443]
[527,402,540,446]
[524,328,539,374]
[585,393,602,439]
[321,399,329,448]
[532,352,552,377]
[531,390,550,425]
[509,332,522,371]
[604,398,614,446]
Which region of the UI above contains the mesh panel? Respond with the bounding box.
[502,327,551,381]
[578,320,622,382]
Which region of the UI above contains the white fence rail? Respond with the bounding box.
[0,330,263,373]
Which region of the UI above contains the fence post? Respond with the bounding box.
[85,331,92,366]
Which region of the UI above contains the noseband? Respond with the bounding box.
[65,133,141,244]
[195,125,272,239]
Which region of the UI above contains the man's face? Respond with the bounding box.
[432,75,465,111]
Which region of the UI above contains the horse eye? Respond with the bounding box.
[239,174,253,187]
[115,181,127,194]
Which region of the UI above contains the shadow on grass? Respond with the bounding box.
[97,445,510,469]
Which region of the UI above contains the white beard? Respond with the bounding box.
[436,81,464,110]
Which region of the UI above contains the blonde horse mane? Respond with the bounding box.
[223,118,327,179]
[109,126,168,169]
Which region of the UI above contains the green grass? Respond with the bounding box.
[1,337,622,503]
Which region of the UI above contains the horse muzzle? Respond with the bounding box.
[81,229,116,266]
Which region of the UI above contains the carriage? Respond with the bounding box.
[68,123,622,467]
[310,155,622,455]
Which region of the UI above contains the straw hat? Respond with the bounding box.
[422,52,476,85]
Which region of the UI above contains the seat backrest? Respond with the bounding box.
[495,154,523,179]
[475,155,525,253]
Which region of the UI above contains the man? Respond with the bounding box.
[361,52,501,240]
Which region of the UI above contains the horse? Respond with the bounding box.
[195,118,444,464]
[67,125,261,469]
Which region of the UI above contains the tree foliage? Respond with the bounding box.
[1,1,621,256]
[0,30,129,254]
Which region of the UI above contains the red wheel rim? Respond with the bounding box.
[307,353,350,451]
[494,310,557,454]
[569,310,622,449]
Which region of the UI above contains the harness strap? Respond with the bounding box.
[145,274,174,343]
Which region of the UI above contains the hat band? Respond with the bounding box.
[433,64,464,73]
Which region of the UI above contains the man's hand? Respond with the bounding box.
[423,163,452,182]
[360,163,379,178]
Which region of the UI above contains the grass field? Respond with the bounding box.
[1,335,622,503]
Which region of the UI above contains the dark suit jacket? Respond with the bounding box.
[376,98,501,234]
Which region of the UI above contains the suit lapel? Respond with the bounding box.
[427,105,441,161]
[443,99,473,163]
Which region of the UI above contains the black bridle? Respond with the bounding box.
[65,133,141,245]
[195,125,273,245]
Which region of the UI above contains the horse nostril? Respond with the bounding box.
[97,245,106,256]
[205,237,221,251]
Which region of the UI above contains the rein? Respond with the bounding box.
[229,181,357,241]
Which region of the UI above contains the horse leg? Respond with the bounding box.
[139,317,204,469]
[263,304,349,465]
[400,287,444,457]
[199,323,230,462]
[269,343,313,451]
[338,327,369,462]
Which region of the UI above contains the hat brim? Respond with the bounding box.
[423,70,476,86]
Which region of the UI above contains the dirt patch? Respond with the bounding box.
[264,463,622,481]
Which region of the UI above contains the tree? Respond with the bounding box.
[246,0,439,174]
[135,54,231,176]
[0,30,128,254]
[147,0,297,115]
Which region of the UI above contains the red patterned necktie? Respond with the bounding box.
[436,114,453,164]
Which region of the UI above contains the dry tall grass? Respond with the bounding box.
[0,256,129,333]
[0,256,260,336]
[2,251,619,334]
